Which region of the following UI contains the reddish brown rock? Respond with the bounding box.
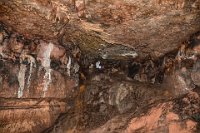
[8,34,24,54]
[0,29,78,98]
[0,98,68,133]
[0,1,200,133]
[0,32,4,44]
[51,44,66,60]
[90,92,200,133]
[0,25,79,133]
[0,0,199,59]
[37,41,66,62]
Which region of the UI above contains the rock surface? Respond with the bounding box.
[0,98,68,133]
[0,0,200,59]
[0,0,200,133]
[89,91,200,133]
[0,23,79,132]
[44,89,200,133]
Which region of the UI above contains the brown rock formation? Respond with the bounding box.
[0,0,200,133]
[0,0,199,59]
[89,91,200,133]
[0,24,79,132]
[0,98,67,133]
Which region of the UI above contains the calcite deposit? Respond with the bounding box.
[0,24,79,132]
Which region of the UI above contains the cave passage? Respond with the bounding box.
[0,0,200,132]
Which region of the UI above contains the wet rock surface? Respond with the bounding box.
[0,23,79,132]
[0,1,200,133]
[0,23,79,98]
[0,25,200,132]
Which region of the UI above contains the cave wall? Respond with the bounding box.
[0,0,200,133]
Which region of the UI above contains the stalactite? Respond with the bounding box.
[19,50,37,94]
[41,43,54,97]
[26,55,36,89]
[17,63,27,98]
[67,56,71,76]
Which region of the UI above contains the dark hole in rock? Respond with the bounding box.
[128,62,140,78]
[50,60,61,70]
[1,67,9,75]
[0,60,4,69]
[189,32,200,49]
[22,59,29,65]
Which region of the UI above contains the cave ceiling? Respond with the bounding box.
[0,0,200,59]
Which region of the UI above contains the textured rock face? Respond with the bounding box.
[0,22,200,132]
[0,98,67,133]
[0,0,200,133]
[0,60,77,98]
[90,91,200,133]
[0,0,200,59]
[0,23,79,98]
[85,74,167,114]
[0,24,79,132]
